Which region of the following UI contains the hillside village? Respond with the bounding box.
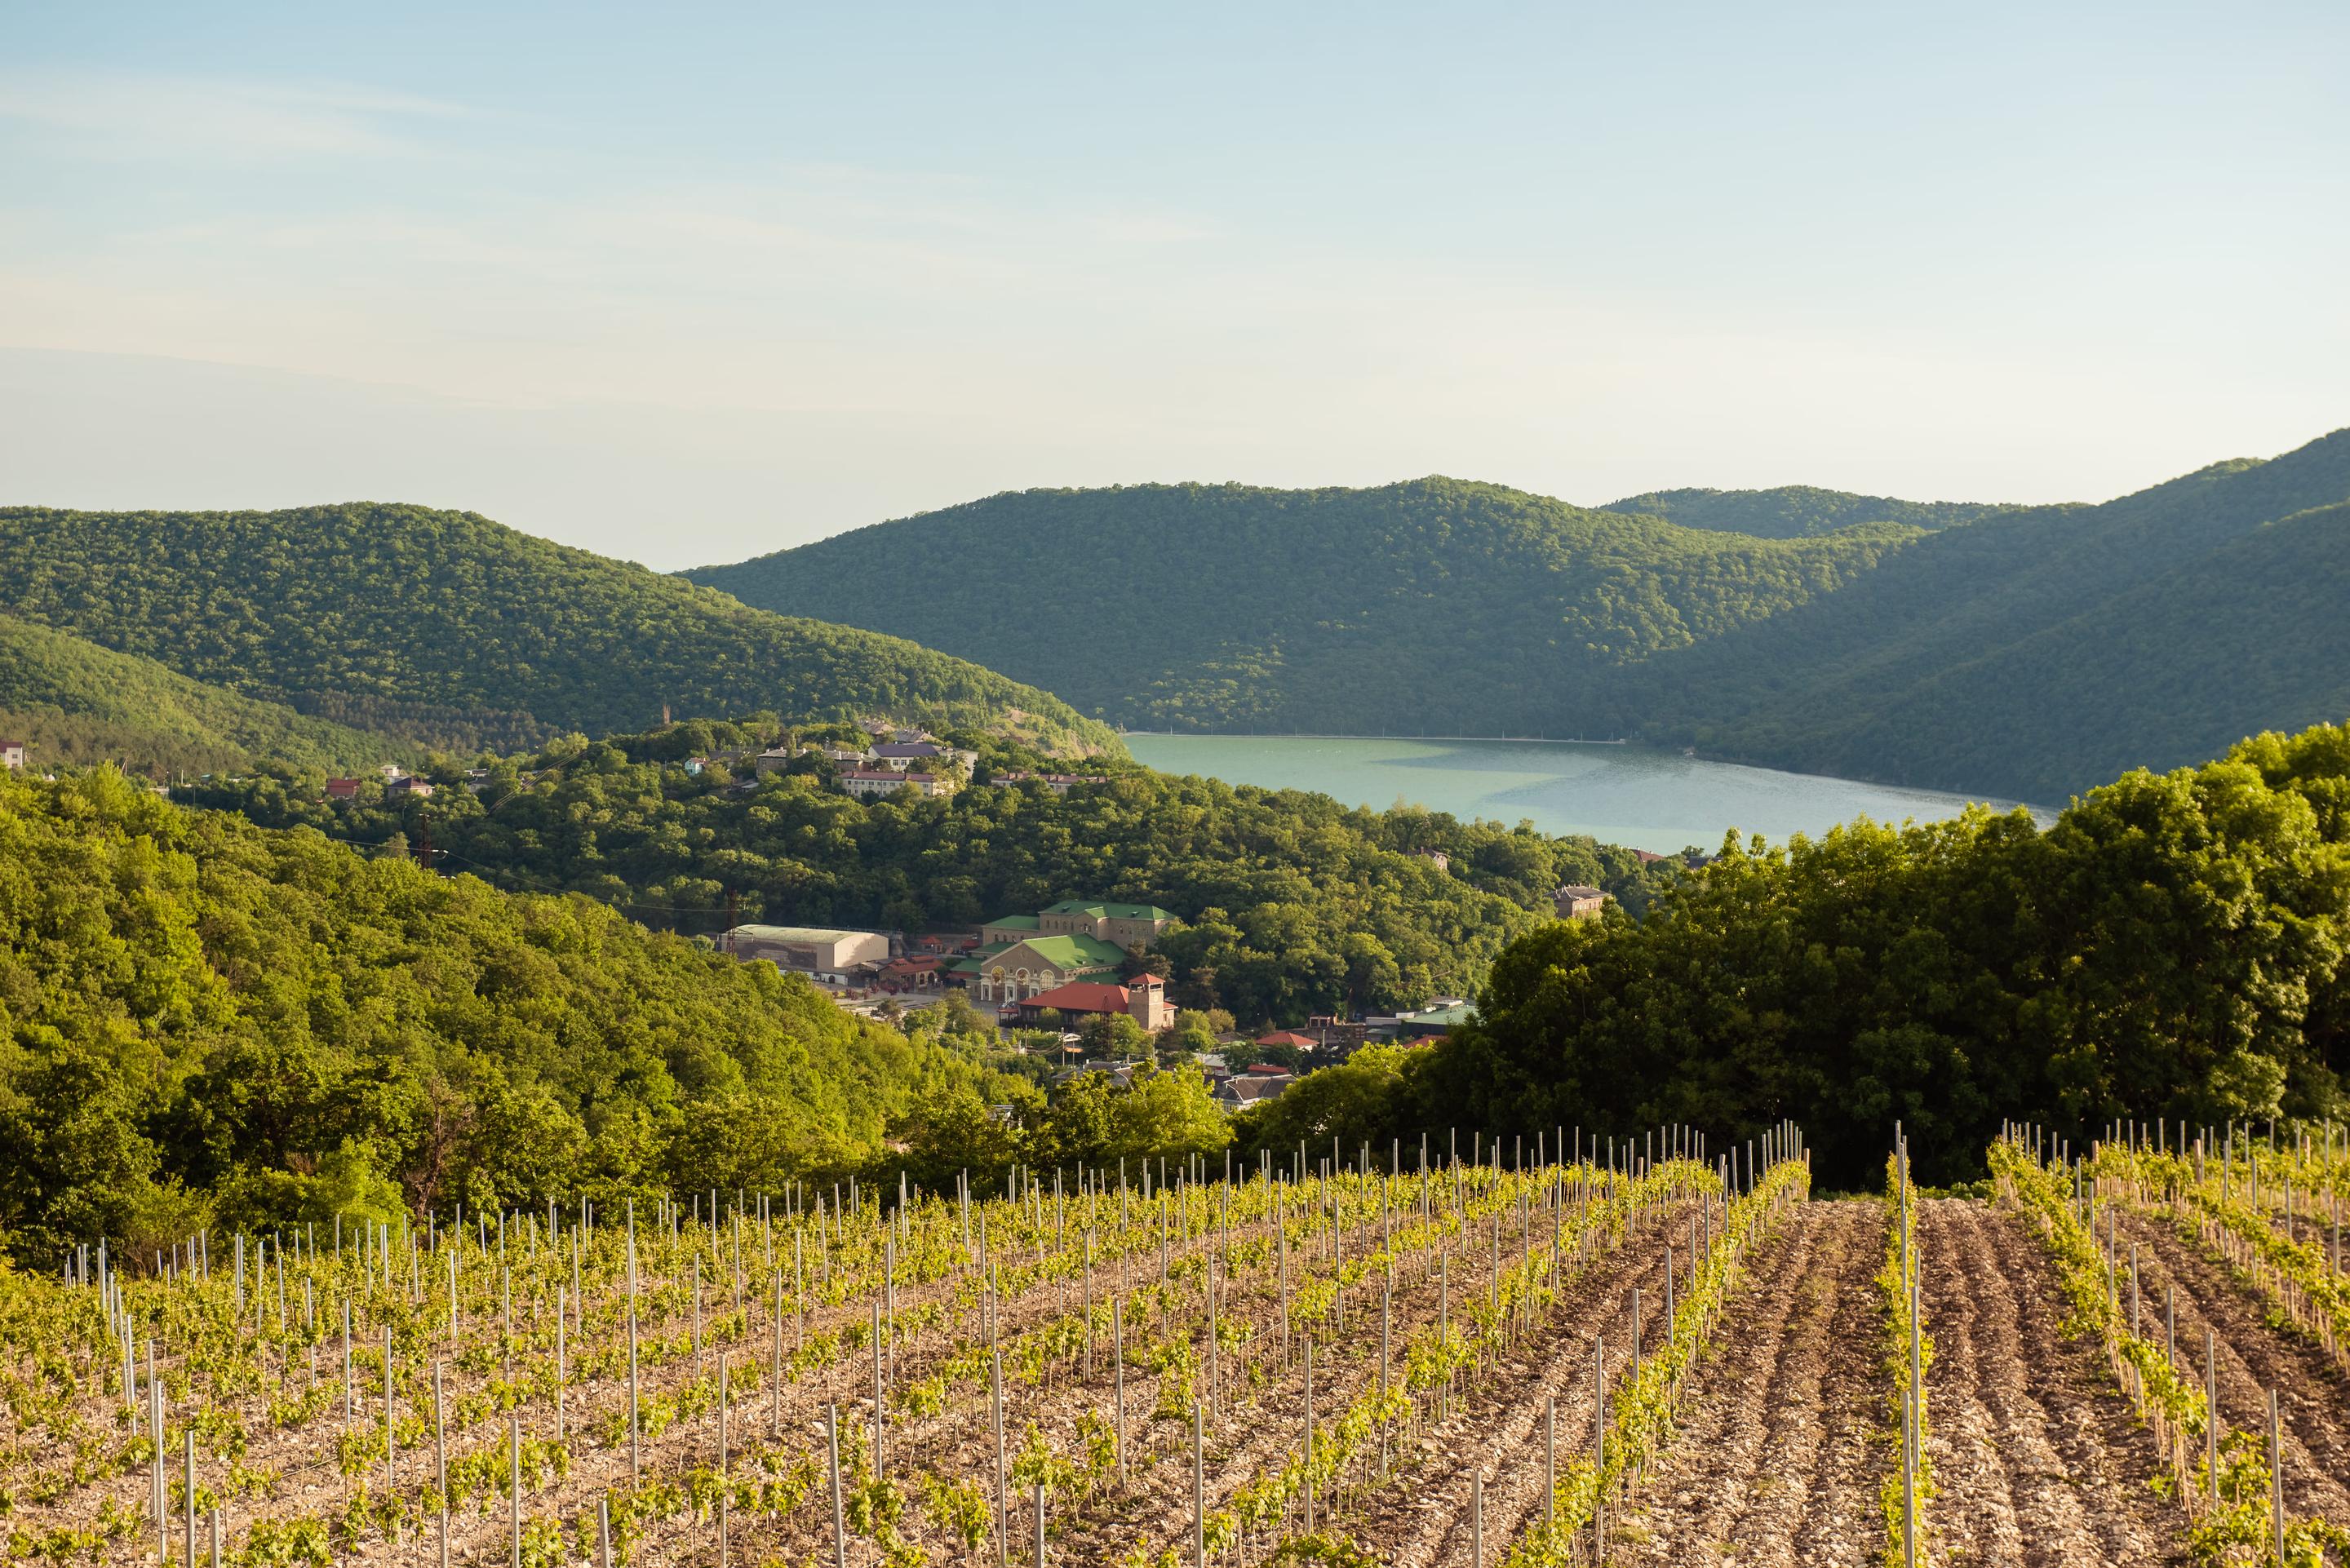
[712,844,1613,1114]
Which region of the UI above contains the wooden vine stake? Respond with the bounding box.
[429,1364,451,1568]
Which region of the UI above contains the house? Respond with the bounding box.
[463,768,493,793]
[1215,1070,1292,1111]
[1554,884,1608,919]
[0,741,24,771]
[1254,1030,1320,1052]
[840,768,958,800]
[1415,849,1451,873]
[385,777,435,800]
[325,777,362,800]
[720,924,890,981]
[752,749,799,776]
[1010,973,1175,1030]
[379,763,407,782]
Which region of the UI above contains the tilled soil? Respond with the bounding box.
[1611,1198,1887,1568]
[1348,1222,1687,1568]
[2113,1204,2350,1526]
[1922,1199,2191,1567]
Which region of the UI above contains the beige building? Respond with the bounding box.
[840,768,958,800]
[1036,899,1174,948]
[1554,884,1609,919]
[722,924,889,978]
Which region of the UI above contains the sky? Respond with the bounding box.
[2,1,2344,569]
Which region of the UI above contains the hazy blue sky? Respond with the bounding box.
[2,2,2343,567]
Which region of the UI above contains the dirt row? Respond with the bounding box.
[1610,1198,1886,1568]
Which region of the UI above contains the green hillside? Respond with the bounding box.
[0,503,1120,757]
[0,764,1025,1259]
[0,613,406,777]
[1599,485,2011,538]
[683,478,1923,735]
[1643,428,2350,800]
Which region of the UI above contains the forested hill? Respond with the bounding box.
[0,764,1022,1260]
[682,478,1924,735]
[0,613,404,777]
[1598,485,2012,538]
[1638,427,2350,800]
[0,503,1120,757]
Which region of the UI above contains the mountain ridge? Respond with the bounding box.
[687,428,2350,800]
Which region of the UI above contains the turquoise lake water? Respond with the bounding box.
[1123,734,2048,855]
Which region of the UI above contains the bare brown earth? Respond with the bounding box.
[1922,1199,2191,1568]
[1611,1198,1887,1568]
[2113,1205,2350,1528]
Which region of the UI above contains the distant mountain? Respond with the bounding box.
[683,477,1924,737]
[1646,431,2350,800]
[0,613,403,777]
[1599,485,2013,539]
[0,503,1121,757]
[689,431,2350,802]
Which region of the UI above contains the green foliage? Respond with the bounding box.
[0,766,1016,1260]
[682,476,1924,737]
[0,502,1119,757]
[0,613,403,778]
[183,721,1678,1024]
[1291,720,2350,1189]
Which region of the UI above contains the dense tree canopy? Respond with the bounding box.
[0,503,1119,757]
[0,764,1039,1265]
[1240,721,2350,1190]
[182,719,1682,1025]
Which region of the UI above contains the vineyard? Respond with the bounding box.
[11,1119,2350,1567]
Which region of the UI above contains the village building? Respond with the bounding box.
[0,741,24,771]
[957,932,1126,1002]
[1214,1066,1292,1110]
[385,777,434,800]
[951,900,1174,1003]
[1009,972,1175,1030]
[1554,884,1609,919]
[719,924,890,983]
[840,768,958,800]
[876,954,948,992]
[1035,899,1174,947]
[324,777,361,800]
[871,741,976,773]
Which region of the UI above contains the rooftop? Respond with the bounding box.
[727,924,881,944]
[1044,899,1176,921]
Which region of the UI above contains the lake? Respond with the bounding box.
[1123,734,2049,855]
